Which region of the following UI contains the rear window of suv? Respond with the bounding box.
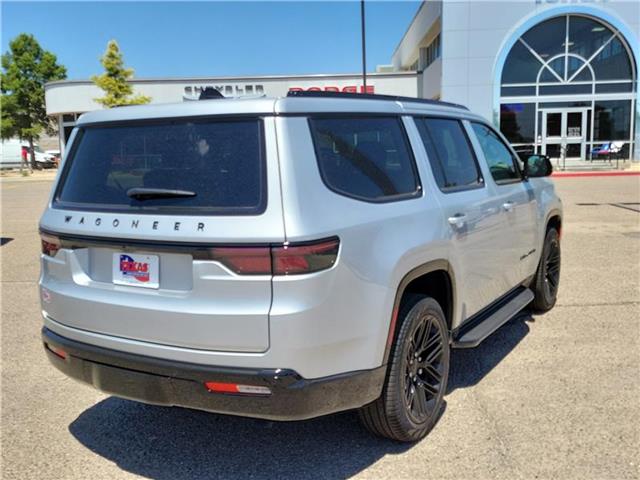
[309,117,421,202]
[55,118,266,215]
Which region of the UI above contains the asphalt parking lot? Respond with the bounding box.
[1,174,639,480]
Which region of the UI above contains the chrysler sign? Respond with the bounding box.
[184,83,375,99]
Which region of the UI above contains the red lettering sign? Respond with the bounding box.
[288,85,375,94]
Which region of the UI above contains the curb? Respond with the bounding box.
[552,171,640,178]
[0,172,58,183]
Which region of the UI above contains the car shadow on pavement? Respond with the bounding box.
[69,398,415,480]
[68,314,530,479]
[447,311,534,394]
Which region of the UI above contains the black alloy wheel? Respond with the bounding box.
[403,312,446,424]
[531,227,561,312]
[544,235,561,299]
[359,295,450,442]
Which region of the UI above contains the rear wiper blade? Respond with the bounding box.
[126,188,197,201]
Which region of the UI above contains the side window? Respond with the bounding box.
[470,122,522,183]
[415,117,483,191]
[309,117,420,201]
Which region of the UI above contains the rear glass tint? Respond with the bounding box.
[55,119,265,215]
[309,117,420,202]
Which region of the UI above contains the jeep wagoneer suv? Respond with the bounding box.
[40,91,562,442]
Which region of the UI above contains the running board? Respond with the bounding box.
[452,288,534,349]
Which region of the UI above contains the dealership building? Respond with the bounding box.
[45,0,639,161]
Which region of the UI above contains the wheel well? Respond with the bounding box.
[547,215,562,237]
[401,270,453,330]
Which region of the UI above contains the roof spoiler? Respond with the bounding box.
[286,90,468,110]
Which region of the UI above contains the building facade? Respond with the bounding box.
[45,72,418,155]
[392,0,639,161]
[45,0,639,160]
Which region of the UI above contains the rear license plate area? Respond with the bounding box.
[112,252,159,289]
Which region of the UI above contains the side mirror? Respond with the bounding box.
[524,154,553,178]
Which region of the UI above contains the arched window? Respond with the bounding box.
[499,15,636,160]
[502,15,634,90]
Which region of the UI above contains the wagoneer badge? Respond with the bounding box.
[63,215,206,232]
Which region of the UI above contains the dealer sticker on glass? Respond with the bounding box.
[112,253,159,289]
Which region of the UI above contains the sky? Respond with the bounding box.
[1,1,420,80]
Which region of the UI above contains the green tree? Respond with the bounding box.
[92,40,150,108]
[1,34,67,171]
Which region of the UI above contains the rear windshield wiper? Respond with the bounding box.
[126,188,197,201]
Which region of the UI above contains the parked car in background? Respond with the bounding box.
[590,142,625,162]
[0,138,58,169]
[39,91,562,442]
[45,149,62,166]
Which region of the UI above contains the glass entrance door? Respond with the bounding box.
[565,111,586,159]
[543,112,563,159]
[541,109,587,159]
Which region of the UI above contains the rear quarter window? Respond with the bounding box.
[55,118,266,215]
[309,116,421,202]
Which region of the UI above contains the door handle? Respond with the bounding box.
[502,201,515,212]
[448,213,467,228]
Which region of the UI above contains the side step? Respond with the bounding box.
[452,288,534,349]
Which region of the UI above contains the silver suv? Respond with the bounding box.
[39,91,562,442]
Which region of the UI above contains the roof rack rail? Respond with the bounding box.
[286,90,468,110]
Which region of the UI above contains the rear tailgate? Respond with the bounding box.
[39,116,283,353]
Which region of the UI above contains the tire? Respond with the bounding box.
[531,227,561,312]
[358,295,450,442]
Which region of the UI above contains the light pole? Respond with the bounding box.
[361,0,367,89]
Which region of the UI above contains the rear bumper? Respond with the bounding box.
[42,327,385,421]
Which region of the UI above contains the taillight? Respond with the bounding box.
[272,237,340,275]
[208,237,339,276]
[209,247,271,275]
[40,232,61,257]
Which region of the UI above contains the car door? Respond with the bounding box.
[414,116,506,319]
[467,121,538,291]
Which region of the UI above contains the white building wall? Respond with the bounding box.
[392,1,442,70]
[441,1,540,121]
[45,73,419,116]
[419,58,442,99]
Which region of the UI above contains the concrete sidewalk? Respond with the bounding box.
[553,170,640,177]
[550,156,638,173]
[0,170,59,183]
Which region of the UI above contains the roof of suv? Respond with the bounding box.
[76,93,482,126]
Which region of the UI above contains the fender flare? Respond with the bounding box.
[382,259,456,365]
[544,208,563,239]
[527,209,563,288]
[545,209,562,228]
